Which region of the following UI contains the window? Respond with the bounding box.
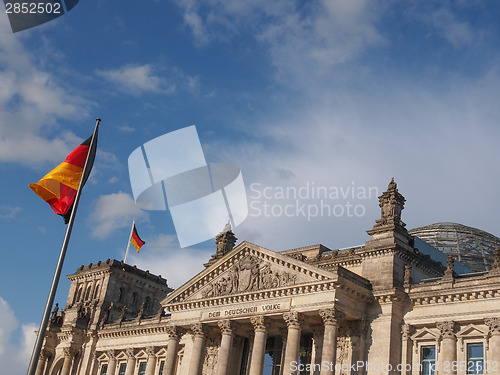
[94,283,100,299]
[76,286,83,302]
[118,288,125,302]
[421,346,436,375]
[85,285,92,301]
[118,363,127,375]
[467,343,484,374]
[138,362,147,375]
[144,296,151,312]
[131,292,138,307]
[158,361,165,375]
[100,364,108,375]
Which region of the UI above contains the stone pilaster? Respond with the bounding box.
[107,350,117,375]
[248,316,269,375]
[145,347,156,375]
[401,324,412,375]
[35,350,51,375]
[485,318,500,363]
[188,323,207,375]
[283,312,303,375]
[124,348,136,375]
[60,348,76,375]
[164,326,180,375]
[319,309,343,375]
[437,321,457,375]
[217,320,235,375]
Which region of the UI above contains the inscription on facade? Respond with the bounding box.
[202,300,291,321]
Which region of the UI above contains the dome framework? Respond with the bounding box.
[409,222,500,272]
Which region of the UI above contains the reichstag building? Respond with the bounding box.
[35,179,500,375]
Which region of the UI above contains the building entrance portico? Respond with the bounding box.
[162,239,372,375]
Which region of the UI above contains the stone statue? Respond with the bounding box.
[404,264,411,285]
[50,303,59,322]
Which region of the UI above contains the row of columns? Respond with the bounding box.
[174,308,343,375]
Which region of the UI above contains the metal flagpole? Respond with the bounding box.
[124,220,135,264]
[26,118,101,375]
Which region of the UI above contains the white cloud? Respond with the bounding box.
[90,192,148,239]
[96,64,174,96]
[428,8,475,48]
[0,15,93,167]
[128,246,212,288]
[0,297,36,374]
[0,205,22,219]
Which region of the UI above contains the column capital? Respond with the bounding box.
[125,348,135,359]
[250,316,269,333]
[190,322,208,338]
[107,349,116,360]
[40,350,52,361]
[485,317,500,335]
[437,321,457,339]
[166,325,181,340]
[283,311,303,330]
[218,319,235,335]
[63,347,76,358]
[319,308,344,326]
[146,346,156,357]
[401,323,411,340]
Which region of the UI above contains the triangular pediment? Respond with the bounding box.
[411,327,438,341]
[162,241,336,306]
[457,324,486,338]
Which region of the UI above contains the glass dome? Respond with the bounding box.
[409,222,500,272]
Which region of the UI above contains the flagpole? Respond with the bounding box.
[124,220,135,264]
[26,118,101,375]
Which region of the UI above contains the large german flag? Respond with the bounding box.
[29,133,98,223]
[131,224,145,253]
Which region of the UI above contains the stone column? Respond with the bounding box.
[486,318,500,368]
[35,350,51,375]
[319,309,342,375]
[188,323,207,375]
[437,321,457,375]
[217,320,235,375]
[164,326,180,375]
[283,312,303,375]
[311,326,324,375]
[124,348,136,375]
[60,348,75,375]
[107,350,117,375]
[248,316,268,375]
[145,347,156,375]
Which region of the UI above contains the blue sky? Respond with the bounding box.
[1,1,500,372]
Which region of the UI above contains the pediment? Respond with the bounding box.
[457,324,486,338]
[411,327,438,341]
[162,241,336,306]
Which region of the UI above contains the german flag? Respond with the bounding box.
[131,224,145,253]
[29,133,98,223]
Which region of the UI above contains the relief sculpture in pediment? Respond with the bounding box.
[202,255,297,298]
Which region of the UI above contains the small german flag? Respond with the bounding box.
[29,133,97,223]
[130,224,145,253]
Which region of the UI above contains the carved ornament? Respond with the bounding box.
[250,316,268,333]
[485,317,500,335]
[437,321,457,339]
[202,255,297,298]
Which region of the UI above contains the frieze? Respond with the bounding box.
[201,255,297,298]
[202,300,291,321]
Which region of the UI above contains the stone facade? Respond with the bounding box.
[37,179,500,375]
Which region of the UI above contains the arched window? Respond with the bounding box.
[85,285,92,301]
[76,286,83,302]
[93,283,100,300]
[131,292,138,307]
[144,296,151,312]
[118,287,125,302]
